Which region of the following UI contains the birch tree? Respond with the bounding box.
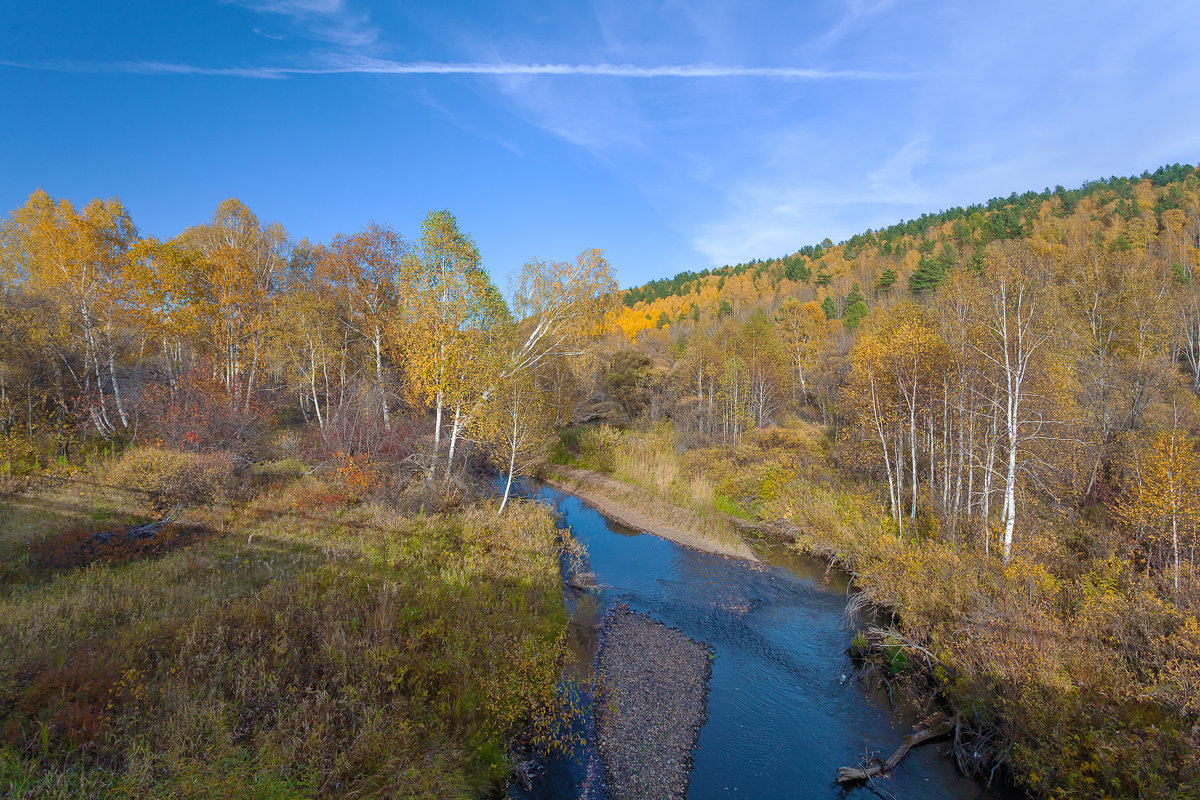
[0,191,138,438]
[775,298,827,404]
[479,371,553,514]
[176,199,287,411]
[971,244,1057,563]
[326,223,411,429]
[1120,423,1200,595]
[404,210,505,478]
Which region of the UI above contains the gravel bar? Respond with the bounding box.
[593,604,713,800]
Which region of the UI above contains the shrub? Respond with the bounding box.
[578,424,623,473]
[331,451,380,502]
[106,447,236,509]
[137,364,269,454]
[309,380,422,463]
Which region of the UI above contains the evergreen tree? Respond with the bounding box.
[908,256,946,295]
[821,295,837,320]
[843,300,868,329]
[784,257,811,282]
[876,268,897,294]
[845,283,865,307]
[909,245,956,296]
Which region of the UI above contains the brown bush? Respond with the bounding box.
[137,363,269,454]
[105,447,236,510]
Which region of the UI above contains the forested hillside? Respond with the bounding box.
[578,164,1200,797]
[617,163,1198,338]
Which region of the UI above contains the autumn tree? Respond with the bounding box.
[479,371,554,514]
[0,191,139,438]
[841,304,949,533]
[843,328,908,531]
[776,298,829,404]
[738,311,788,426]
[176,199,288,411]
[273,242,343,431]
[1120,423,1200,594]
[325,223,412,429]
[970,244,1060,563]
[403,210,505,477]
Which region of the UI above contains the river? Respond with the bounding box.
[512,481,1013,800]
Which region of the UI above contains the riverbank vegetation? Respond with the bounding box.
[0,448,570,798]
[559,422,1199,796]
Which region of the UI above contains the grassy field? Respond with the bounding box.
[561,421,1200,799]
[0,449,571,799]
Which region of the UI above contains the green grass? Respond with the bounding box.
[712,493,751,520]
[0,461,571,799]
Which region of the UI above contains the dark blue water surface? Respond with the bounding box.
[515,482,1009,800]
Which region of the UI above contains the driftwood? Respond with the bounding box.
[566,572,611,592]
[835,718,956,784]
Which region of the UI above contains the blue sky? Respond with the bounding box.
[2,1,1199,287]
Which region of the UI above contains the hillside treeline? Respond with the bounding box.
[616,163,1199,336]
[611,166,1200,571]
[0,192,615,505]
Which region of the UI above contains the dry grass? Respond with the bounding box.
[568,423,748,551]
[0,479,141,549]
[0,457,571,799]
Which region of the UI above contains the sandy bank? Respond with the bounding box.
[542,466,759,561]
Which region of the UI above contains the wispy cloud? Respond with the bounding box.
[812,0,898,52]
[0,55,917,81]
[226,0,379,47]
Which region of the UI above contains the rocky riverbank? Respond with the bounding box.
[593,604,713,800]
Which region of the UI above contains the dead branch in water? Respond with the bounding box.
[835,718,956,785]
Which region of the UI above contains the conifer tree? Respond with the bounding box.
[821,295,837,320]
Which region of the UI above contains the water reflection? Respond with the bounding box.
[515,482,1007,800]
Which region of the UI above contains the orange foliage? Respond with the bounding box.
[138,361,268,452]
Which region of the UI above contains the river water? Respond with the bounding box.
[514,482,1009,800]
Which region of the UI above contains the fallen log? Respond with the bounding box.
[835,718,956,784]
[94,505,180,543]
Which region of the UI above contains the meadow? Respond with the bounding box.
[0,449,571,799]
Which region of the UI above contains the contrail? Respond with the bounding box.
[0,56,913,81]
